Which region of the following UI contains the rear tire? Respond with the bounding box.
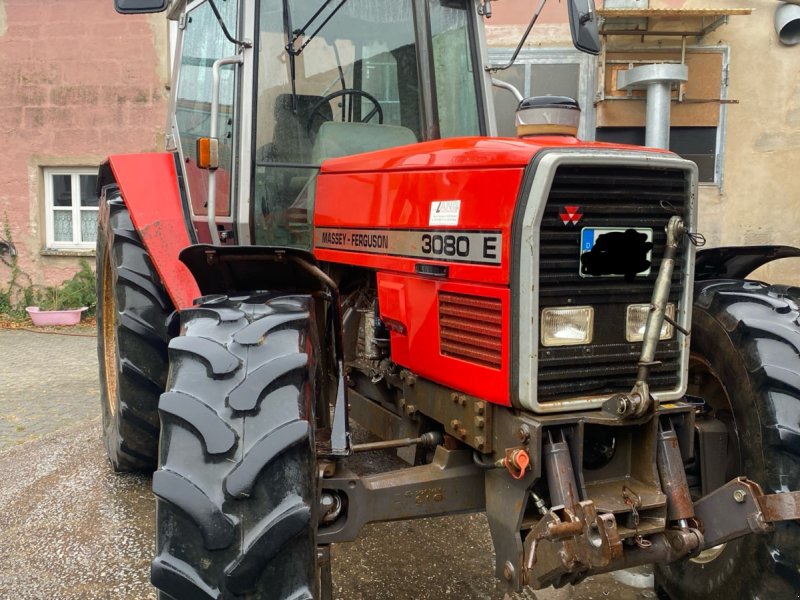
[655,280,800,599]
[152,293,320,599]
[96,186,174,472]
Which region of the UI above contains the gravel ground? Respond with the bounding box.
[0,328,653,599]
[0,420,155,599]
[0,328,99,451]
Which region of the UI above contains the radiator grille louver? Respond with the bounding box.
[439,292,502,369]
[536,165,688,403]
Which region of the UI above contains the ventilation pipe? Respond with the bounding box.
[616,64,688,150]
[776,2,800,45]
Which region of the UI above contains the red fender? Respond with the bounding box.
[108,153,200,310]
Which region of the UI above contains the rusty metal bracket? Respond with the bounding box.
[404,378,493,453]
[693,477,772,549]
[524,500,623,589]
[522,502,705,589]
[757,490,800,523]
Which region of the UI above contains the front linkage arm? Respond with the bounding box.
[693,478,800,548]
[604,216,685,419]
[522,475,800,589]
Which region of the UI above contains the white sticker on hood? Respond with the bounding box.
[429,200,461,226]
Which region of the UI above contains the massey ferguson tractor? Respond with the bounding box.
[98,0,800,598]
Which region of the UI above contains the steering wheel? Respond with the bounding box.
[306,89,384,138]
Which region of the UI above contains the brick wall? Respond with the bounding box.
[0,0,169,288]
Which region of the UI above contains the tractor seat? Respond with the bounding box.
[311,121,418,164]
[269,94,333,164]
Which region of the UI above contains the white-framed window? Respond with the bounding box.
[44,167,100,250]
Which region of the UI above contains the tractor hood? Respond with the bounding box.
[318,135,663,174]
[312,135,691,407]
[313,135,669,287]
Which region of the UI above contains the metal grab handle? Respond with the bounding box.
[491,78,523,103]
[207,54,243,246]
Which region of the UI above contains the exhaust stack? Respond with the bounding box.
[616,64,688,150]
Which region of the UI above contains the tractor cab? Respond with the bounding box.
[169,0,488,248]
[162,0,598,248]
[252,0,485,246]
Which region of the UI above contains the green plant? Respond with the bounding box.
[0,215,97,321]
[33,260,97,314]
[0,218,34,320]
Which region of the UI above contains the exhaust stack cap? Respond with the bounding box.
[776,2,800,46]
[516,96,580,138]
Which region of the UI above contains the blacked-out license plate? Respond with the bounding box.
[579,227,653,278]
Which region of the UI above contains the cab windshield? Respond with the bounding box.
[253,0,482,246]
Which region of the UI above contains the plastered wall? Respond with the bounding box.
[0,0,169,288]
[697,0,800,284]
[486,0,800,284]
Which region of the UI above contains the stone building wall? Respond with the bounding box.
[0,0,169,288]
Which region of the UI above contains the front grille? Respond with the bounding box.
[439,292,502,369]
[537,165,688,403]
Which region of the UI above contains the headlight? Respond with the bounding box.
[626,303,675,342]
[541,306,594,347]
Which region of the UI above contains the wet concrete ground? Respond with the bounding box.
[0,329,654,599]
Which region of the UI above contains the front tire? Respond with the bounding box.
[96,186,174,472]
[655,280,800,599]
[152,294,320,599]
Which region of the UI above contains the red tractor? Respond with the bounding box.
[98,0,800,598]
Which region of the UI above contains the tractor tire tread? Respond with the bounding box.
[657,280,800,599]
[153,295,318,600]
[98,187,173,472]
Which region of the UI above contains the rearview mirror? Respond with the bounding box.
[114,0,168,14]
[567,0,601,55]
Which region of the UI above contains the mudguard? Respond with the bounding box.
[179,245,324,296]
[103,153,200,309]
[695,245,800,281]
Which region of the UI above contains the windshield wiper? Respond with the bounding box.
[287,0,349,57]
[281,0,349,110]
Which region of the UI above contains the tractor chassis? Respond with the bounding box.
[178,245,800,594]
[317,395,800,592]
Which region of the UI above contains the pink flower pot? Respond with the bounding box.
[26,306,88,326]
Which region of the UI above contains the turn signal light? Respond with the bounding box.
[196,137,219,170]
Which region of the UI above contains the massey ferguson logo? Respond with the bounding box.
[559,205,583,225]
